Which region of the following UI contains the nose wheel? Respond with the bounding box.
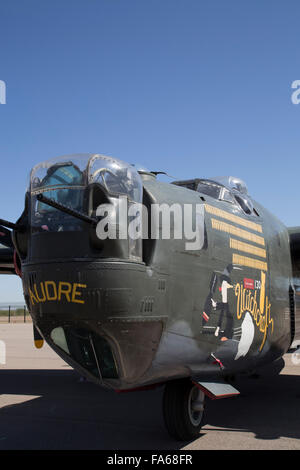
[163,379,205,441]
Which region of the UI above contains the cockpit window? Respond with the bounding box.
[233,193,253,215]
[175,176,256,216]
[221,188,235,203]
[197,177,255,216]
[197,180,234,204]
[197,182,222,200]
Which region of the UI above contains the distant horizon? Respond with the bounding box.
[0,301,27,308]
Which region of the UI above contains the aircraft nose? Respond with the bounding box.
[22,259,167,389]
[46,320,163,388]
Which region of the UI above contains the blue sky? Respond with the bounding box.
[0,0,300,301]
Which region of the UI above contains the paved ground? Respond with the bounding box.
[0,324,300,450]
[0,316,32,324]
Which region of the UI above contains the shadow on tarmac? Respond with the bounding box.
[0,357,299,449]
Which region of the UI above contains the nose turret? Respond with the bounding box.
[20,154,167,390]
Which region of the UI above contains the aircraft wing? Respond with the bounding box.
[0,225,15,274]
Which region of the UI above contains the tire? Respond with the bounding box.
[163,379,205,441]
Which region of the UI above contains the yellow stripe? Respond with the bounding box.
[211,219,265,246]
[232,253,268,271]
[205,204,262,233]
[229,238,266,258]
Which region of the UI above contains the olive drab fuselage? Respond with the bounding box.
[12,155,298,390]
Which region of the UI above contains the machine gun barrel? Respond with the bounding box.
[36,193,98,226]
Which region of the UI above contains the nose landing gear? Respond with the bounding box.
[163,377,240,440]
[163,379,205,441]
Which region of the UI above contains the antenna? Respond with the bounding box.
[151,171,179,180]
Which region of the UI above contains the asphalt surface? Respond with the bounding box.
[0,323,300,450]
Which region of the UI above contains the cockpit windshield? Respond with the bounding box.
[197,176,254,215]
[196,180,235,204]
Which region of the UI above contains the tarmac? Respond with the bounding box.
[0,323,300,450]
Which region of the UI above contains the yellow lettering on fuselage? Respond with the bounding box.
[58,282,72,302]
[29,282,87,305]
[235,272,273,351]
[71,283,86,304]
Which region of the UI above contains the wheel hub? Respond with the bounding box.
[188,386,205,427]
